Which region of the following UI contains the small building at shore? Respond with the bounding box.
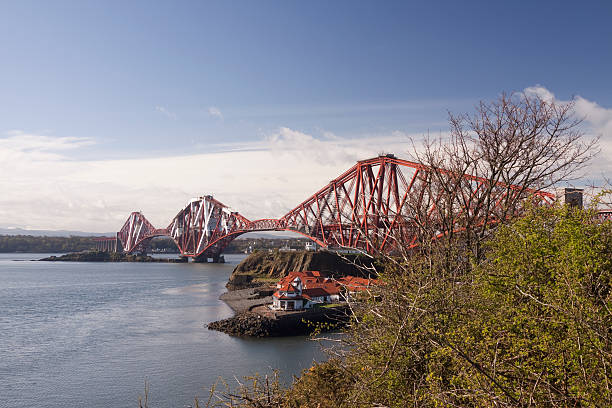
[272,276,305,310]
[271,271,378,311]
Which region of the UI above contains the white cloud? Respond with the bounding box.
[0,128,414,232]
[2,87,610,232]
[573,96,612,139]
[208,106,223,120]
[523,85,556,103]
[522,86,612,180]
[265,127,415,165]
[0,130,94,164]
[0,130,93,153]
[155,106,177,119]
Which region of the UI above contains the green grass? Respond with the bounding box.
[318,303,343,309]
[253,277,280,283]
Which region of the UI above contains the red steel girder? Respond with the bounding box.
[119,196,282,257]
[278,155,555,254]
[117,212,169,254]
[118,155,557,257]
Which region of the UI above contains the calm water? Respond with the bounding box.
[0,253,327,408]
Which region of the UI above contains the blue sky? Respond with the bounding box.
[1,1,611,231]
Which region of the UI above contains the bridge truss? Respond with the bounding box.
[278,155,555,253]
[168,195,279,260]
[116,155,557,259]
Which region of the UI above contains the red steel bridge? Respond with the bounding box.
[115,155,557,261]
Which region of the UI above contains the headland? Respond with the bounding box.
[39,251,187,262]
[208,250,378,337]
[226,249,377,290]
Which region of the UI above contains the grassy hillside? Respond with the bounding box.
[227,250,378,289]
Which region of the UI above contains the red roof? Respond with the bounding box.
[278,271,324,283]
[278,282,299,292]
[303,283,340,298]
[273,291,303,300]
[274,271,381,302]
[278,272,329,290]
[337,276,380,291]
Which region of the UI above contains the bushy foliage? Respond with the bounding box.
[469,206,612,405]
[287,360,353,408]
[313,206,612,407]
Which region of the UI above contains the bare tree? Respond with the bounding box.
[401,91,599,261]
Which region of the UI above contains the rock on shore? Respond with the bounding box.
[208,313,278,337]
[207,306,350,337]
[39,251,188,262]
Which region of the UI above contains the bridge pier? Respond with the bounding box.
[94,236,119,252]
[193,254,208,263]
[192,253,225,263]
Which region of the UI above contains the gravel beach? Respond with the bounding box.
[219,287,273,313]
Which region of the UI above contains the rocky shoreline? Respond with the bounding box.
[207,305,350,337]
[207,312,279,337]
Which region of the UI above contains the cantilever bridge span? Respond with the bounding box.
[117,196,282,261]
[116,155,556,260]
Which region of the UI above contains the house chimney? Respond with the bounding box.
[564,188,583,209]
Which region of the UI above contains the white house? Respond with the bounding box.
[271,273,342,311]
[305,242,318,251]
[272,276,305,311]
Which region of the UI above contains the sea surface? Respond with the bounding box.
[0,253,328,408]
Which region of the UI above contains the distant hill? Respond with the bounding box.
[0,228,115,237]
